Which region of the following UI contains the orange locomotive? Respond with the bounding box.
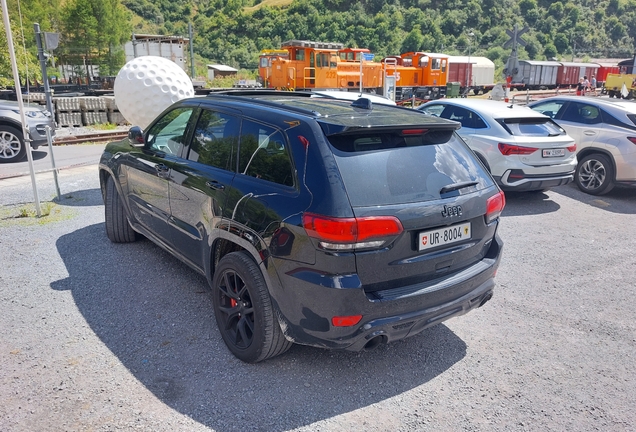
[258,40,449,101]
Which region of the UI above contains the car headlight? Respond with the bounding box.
[11,109,47,118]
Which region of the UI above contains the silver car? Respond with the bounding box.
[528,96,636,195]
[417,99,577,192]
[0,100,56,163]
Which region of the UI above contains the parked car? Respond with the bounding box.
[99,92,505,363]
[0,100,56,163]
[528,96,636,195]
[417,99,578,191]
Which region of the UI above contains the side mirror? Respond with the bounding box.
[128,126,145,147]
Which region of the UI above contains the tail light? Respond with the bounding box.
[567,144,577,152]
[485,190,505,224]
[498,143,538,155]
[302,213,403,251]
[627,137,636,145]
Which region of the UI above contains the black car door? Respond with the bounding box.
[168,108,240,270]
[124,106,196,246]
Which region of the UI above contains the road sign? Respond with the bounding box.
[362,53,375,61]
[503,26,528,48]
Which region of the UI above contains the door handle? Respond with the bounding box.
[206,180,225,190]
[155,163,169,178]
[584,131,596,136]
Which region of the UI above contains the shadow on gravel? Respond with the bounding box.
[550,182,636,215]
[52,223,467,431]
[501,189,561,217]
[53,188,103,207]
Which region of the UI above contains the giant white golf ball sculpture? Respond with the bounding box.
[114,56,194,129]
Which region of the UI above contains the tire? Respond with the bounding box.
[575,153,615,196]
[104,176,138,242]
[212,251,292,363]
[0,125,26,163]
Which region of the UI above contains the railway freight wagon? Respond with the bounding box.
[556,62,599,88]
[596,63,620,86]
[513,60,560,89]
[447,56,495,95]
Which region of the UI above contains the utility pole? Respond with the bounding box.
[189,23,195,78]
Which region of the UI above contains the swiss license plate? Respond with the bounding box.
[419,222,471,251]
[543,148,565,157]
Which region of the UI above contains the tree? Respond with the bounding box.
[401,29,424,53]
[59,0,132,78]
[543,43,558,59]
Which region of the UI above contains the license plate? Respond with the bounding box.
[419,222,471,251]
[542,149,565,157]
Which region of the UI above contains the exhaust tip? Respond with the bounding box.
[479,292,493,308]
[363,335,387,351]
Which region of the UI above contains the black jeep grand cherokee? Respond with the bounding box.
[99,92,505,363]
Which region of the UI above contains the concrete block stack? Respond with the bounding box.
[103,96,128,126]
[54,97,82,127]
[80,97,108,125]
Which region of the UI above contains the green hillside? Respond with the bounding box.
[3,0,636,86]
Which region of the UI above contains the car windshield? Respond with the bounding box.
[497,117,565,137]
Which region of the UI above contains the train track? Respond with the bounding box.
[54,131,128,145]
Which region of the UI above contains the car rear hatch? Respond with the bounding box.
[323,120,502,298]
[496,117,576,167]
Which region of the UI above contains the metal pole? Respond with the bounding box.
[189,23,195,79]
[34,23,61,200]
[359,55,363,93]
[33,24,55,119]
[45,126,60,200]
[2,0,41,216]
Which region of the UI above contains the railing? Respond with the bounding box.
[510,86,600,105]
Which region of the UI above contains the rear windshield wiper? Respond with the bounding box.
[440,181,479,195]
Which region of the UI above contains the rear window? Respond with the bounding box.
[497,117,565,137]
[328,130,493,206]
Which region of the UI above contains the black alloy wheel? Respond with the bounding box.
[211,251,292,363]
[575,153,615,196]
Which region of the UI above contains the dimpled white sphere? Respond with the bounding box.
[114,56,194,129]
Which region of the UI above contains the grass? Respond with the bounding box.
[89,123,119,131]
[0,200,76,227]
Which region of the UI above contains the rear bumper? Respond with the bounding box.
[271,233,503,351]
[495,169,574,191]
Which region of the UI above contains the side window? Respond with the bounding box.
[531,101,565,119]
[440,106,472,128]
[471,112,488,129]
[601,108,636,130]
[146,107,194,155]
[562,102,601,124]
[420,104,445,116]
[238,119,294,187]
[188,110,240,171]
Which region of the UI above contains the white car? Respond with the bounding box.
[417,99,577,191]
[528,96,636,195]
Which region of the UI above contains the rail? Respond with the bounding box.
[54,130,128,145]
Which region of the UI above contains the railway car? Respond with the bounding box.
[595,63,620,86]
[513,60,560,89]
[556,62,599,88]
[447,56,496,95]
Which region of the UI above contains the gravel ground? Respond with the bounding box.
[1,167,635,431]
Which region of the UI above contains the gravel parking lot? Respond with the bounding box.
[1,166,635,431]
